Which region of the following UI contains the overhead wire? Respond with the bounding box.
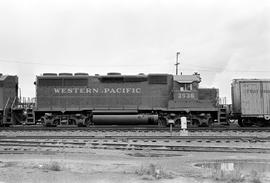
[0,58,160,68]
[1,57,269,73]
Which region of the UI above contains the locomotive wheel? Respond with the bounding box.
[84,118,93,127]
[158,118,167,127]
[77,123,84,127]
[238,118,253,127]
[40,118,46,126]
[68,119,76,125]
[175,119,181,127]
[191,119,200,127]
[237,118,244,127]
[52,119,60,127]
[244,119,253,127]
[207,118,214,127]
[255,119,267,127]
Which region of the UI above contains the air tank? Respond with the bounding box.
[92,114,158,125]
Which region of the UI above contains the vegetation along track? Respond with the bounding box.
[0,135,270,154]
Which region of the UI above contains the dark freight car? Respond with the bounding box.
[0,74,19,125]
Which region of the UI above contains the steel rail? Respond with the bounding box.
[0,135,269,140]
[1,125,270,132]
[0,136,270,154]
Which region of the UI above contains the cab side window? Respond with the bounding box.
[180,83,192,91]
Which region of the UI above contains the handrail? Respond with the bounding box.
[3,97,10,111]
[11,97,17,109]
[3,97,11,118]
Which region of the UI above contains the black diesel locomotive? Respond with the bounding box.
[1,72,226,127]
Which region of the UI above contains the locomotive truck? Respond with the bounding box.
[1,72,228,127]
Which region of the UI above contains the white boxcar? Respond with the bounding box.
[231,79,270,126]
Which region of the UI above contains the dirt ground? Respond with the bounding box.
[0,149,270,183]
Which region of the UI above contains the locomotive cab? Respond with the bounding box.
[168,73,219,127]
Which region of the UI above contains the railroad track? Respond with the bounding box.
[1,125,270,139]
[2,125,270,132]
[0,135,270,154]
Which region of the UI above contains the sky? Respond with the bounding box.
[0,0,269,102]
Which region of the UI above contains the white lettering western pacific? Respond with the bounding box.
[53,88,142,94]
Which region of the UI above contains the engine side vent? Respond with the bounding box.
[198,89,218,100]
[74,73,89,76]
[63,78,88,86]
[38,79,62,86]
[107,72,121,76]
[124,76,147,82]
[100,76,124,83]
[148,74,168,84]
[43,73,57,76]
[59,73,73,76]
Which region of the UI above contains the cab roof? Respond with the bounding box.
[173,74,201,83]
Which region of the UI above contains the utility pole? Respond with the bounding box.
[175,52,180,75]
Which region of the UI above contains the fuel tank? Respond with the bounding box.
[92,114,158,125]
